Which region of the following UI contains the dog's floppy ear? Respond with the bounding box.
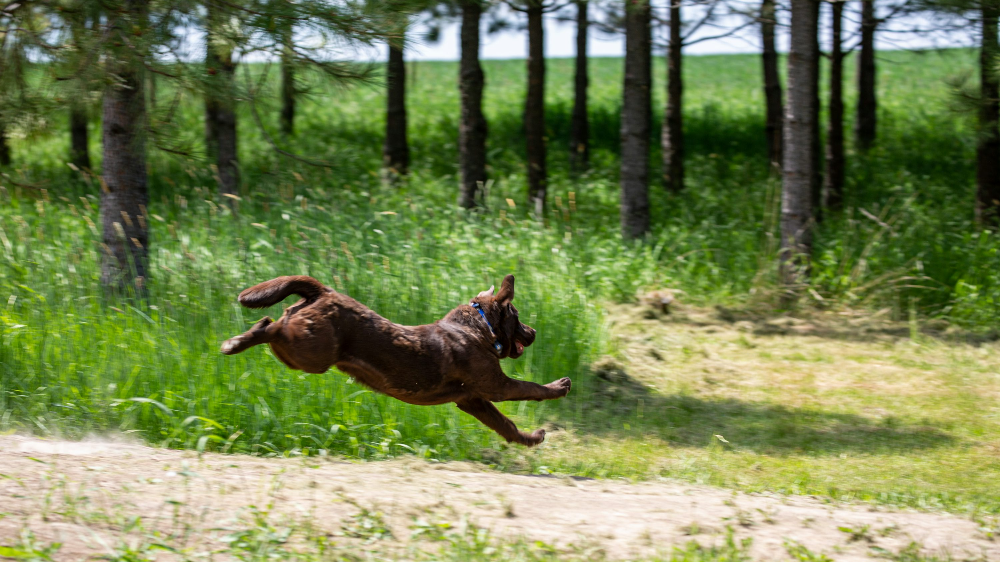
[477,285,495,298]
[495,275,515,304]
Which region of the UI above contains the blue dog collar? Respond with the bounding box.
[471,302,504,353]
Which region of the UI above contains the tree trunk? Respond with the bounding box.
[280,24,295,137]
[0,124,9,166]
[661,0,684,192]
[383,40,410,176]
[205,31,219,163]
[67,18,91,171]
[570,0,589,171]
[70,102,91,171]
[215,62,238,196]
[101,0,149,290]
[810,0,822,222]
[855,0,877,150]
[0,45,8,165]
[761,0,783,170]
[148,72,157,110]
[780,0,819,292]
[620,0,652,239]
[458,1,488,209]
[977,2,1000,226]
[205,1,238,196]
[824,0,845,211]
[525,4,547,214]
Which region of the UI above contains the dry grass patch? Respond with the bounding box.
[500,301,1000,513]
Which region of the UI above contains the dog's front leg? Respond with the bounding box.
[456,398,545,447]
[485,375,572,402]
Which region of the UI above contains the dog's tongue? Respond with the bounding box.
[515,341,524,354]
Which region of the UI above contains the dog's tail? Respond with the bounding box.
[237,276,326,309]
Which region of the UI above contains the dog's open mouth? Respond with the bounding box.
[515,341,524,355]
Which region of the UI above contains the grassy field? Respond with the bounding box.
[2,48,999,519]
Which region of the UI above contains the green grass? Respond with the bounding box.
[3,48,1000,515]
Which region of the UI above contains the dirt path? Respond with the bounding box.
[0,436,994,561]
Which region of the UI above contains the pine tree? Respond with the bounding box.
[458,0,488,208]
[383,33,410,177]
[855,0,877,150]
[204,0,239,196]
[570,1,590,171]
[662,0,684,192]
[761,0,783,170]
[781,0,820,293]
[823,0,845,211]
[620,0,652,239]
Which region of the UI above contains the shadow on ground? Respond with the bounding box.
[561,357,955,456]
[707,304,1000,346]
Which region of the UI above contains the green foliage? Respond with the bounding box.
[0,529,62,561]
[221,505,298,561]
[868,542,961,562]
[838,523,874,543]
[784,540,835,562]
[340,505,394,543]
[1,49,998,512]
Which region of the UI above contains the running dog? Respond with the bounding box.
[220,274,571,446]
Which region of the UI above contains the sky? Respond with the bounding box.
[373,4,971,62]
[209,3,972,66]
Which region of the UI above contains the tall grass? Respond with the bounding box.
[0,182,611,458]
[1,48,995,465]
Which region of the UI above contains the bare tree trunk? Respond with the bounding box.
[458,1,488,209]
[101,0,148,290]
[0,37,10,166]
[855,0,877,150]
[661,0,684,192]
[149,73,157,110]
[0,124,9,166]
[761,0,783,170]
[67,18,92,171]
[215,67,238,196]
[205,24,219,163]
[205,1,238,196]
[70,102,91,171]
[620,0,652,239]
[280,24,295,137]
[383,40,410,176]
[810,0,822,222]
[824,0,845,211]
[570,0,589,171]
[526,3,547,214]
[977,2,1000,226]
[780,0,819,293]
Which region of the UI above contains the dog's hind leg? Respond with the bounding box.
[456,398,545,447]
[220,317,278,355]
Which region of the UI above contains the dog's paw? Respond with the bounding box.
[220,337,243,355]
[522,429,546,447]
[547,377,572,397]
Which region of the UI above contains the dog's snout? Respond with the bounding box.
[520,324,537,345]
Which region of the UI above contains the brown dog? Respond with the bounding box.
[220,274,570,446]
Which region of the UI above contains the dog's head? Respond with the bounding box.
[472,274,536,359]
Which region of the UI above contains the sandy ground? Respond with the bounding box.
[0,435,995,561]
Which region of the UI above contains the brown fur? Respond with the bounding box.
[220,274,570,446]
